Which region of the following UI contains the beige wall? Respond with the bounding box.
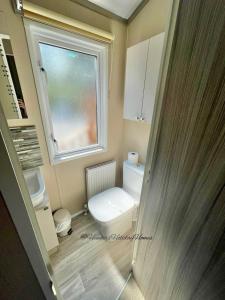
[1,0,170,215]
[1,0,126,214]
[123,0,171,164]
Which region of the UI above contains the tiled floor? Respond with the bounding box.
[50,214,135,300]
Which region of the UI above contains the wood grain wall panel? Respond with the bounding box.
[133,0,225,299]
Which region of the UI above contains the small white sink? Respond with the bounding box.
[23,167,45,208]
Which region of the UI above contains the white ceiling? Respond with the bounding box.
[87,0,143,19]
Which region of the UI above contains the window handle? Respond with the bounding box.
[51,134,58,147]
[40,65,48,82]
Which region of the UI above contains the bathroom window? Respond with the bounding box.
[25,21,108,164]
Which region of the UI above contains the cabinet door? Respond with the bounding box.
[35,203,59,253]
[123,39,149,121]
[142,32,165,123]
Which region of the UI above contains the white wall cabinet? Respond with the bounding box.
[123,32,165,124]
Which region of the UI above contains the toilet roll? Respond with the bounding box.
[128,152,139,165]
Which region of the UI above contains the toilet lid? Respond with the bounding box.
[88,187,134,223]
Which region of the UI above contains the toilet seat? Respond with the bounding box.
[88,187,134,224]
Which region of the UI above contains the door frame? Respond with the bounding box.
[133,0,181,265]
[0,0,181,297]
[0,103,61,299]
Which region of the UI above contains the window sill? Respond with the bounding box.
[50,146,107,165]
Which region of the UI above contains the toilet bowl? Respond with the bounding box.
[88,161,144,237]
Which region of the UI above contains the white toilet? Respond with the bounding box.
[88,160,144,237]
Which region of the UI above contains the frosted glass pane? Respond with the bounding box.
[39,43,98,153]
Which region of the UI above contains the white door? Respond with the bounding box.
[123,39,149,121]
[142,32,165,123]
[0,104,60,299]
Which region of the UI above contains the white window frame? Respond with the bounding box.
[24,20,108,164]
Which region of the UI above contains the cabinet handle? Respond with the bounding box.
[139,113,145,121]
[136,115,145,121]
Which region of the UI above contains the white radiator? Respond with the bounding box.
[86,160,116,200]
